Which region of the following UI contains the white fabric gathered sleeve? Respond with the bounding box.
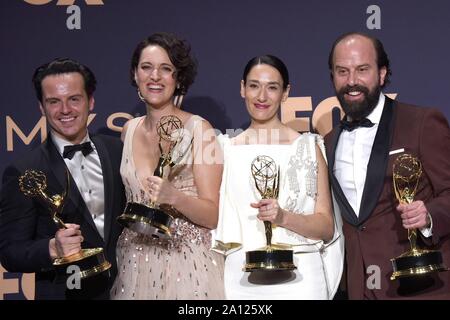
[315,133,345,299]
[314,133,327,163]
[314,133,344,248]
[212,134,243,256]
[310,134,344,248]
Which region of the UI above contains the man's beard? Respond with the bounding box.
[336,84,381,120]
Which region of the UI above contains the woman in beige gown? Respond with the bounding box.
[111,32,224,299]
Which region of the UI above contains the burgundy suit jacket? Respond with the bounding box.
[325,97,450,299]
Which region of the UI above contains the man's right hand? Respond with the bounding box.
[49,223,83,260]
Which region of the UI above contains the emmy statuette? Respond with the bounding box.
[390,154,448,280]
[19,169,111,279]
[118,115,193,239]
[244,155,297,272]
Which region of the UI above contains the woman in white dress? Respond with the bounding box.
[214,55,344,299]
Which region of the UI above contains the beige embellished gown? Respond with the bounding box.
[111,115,225,300]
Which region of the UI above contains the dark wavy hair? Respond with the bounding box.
[328,32,392,88]
[130,32,197,96]
[32,58,97,103]
[242,54,290,90]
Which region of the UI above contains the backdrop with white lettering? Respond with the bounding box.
[1,0,450,299]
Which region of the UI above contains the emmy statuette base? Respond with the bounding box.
[244,246,297,272]
[391,248,448,280]
[117,202,173,239]
[53,247,111,279]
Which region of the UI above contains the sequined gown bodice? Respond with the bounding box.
[111,115,224,300]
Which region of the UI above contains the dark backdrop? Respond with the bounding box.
[1,0,449,299]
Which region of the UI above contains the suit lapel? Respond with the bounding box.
[327,124,360,226]
[91,135,113,246]
[42,136,83,213]
[358,97,396,224]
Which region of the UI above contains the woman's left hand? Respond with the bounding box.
[251,199,286,226]
[147,176,179,205]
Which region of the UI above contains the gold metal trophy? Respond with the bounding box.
[118,115,193,239]
[244,155,297,272]
[19,170,111,279]
[390,153,448,280]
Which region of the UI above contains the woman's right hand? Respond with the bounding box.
[147,176,180,206]
[251,199,287,226]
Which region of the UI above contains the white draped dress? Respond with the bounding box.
[214,133,344,300]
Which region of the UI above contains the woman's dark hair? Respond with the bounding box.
[130,32,197,96]
[242,54,289,90]
[32,57,97,103]
[328,32,392,88]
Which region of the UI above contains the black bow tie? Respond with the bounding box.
[63,142,94,160]
[340,118,375,132]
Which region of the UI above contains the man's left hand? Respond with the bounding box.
[396,200,430,229]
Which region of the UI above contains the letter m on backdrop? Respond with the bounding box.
[6,116,47,151]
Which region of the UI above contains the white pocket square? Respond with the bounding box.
[389,148,404,155]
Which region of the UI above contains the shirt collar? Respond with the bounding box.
[366,92,385,125]
[51,131,92,157]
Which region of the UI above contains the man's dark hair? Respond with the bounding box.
[32,58,97,103]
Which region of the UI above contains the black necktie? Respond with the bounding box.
[340,118,375,132]
[63,142,94,160]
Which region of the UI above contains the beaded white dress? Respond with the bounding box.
[214,133,344,300]
[111,115,225,300]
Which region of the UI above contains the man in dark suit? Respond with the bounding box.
[0,58,125,299]
[324,32,450,299]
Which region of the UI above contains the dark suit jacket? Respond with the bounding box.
[325,97,450,299]
[0,134,125,300]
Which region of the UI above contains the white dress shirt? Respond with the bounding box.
[334,93,385,217]
[52,132,105,239]
[333,93,432,237]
